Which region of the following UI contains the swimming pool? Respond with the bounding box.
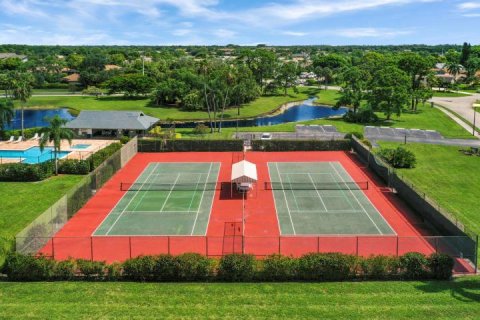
[71,144,91,150]
[0,147,71,164]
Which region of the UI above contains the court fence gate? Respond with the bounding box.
[351,135,478,271]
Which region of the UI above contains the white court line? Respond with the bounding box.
[122,210,197,214]
[105,163,160,235]
[307,173,328,212]
[203,162,221,236]
[276,162,296,235]
[285,174,302,211]
[159,174,181,212]
[190,162,213,235]
[329,162,383,234]
[187,173,204,212]
[267,163,284,236]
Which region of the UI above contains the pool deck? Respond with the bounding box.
[0,139,117,163]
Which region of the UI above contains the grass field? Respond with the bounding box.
[432,91,471,98]
[18,87,318,121]
[0,279,479,319]
[377,142,480,238]
[0,175,83,263]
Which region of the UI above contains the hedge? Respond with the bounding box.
[138,139,244,152]
[0,161,54,182]
[251,139,351,152]
[58,159,90,175]
[1,127,41,140]
[2,252,455,282]
[87,143,122,169]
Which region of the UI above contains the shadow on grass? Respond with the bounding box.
[416,278,480,303]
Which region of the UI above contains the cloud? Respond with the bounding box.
[463,12,480,16]
[213,28,236,38]
[458,2,480,10]
[283,31,309,36]
[172,29,193,36]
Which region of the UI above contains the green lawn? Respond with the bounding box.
[432,91,471,98]
[0,175,83,263]
[19,87,319,121]
[377,142,480,236]
[0,280,479,319]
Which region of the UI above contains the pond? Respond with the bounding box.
[5,108,75,130]
[172,98,348,128]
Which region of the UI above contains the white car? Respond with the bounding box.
[260,133,272,140]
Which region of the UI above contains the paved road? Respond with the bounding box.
[430,93,480,137]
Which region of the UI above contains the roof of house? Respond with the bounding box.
[62,73,80,82]
[104,64,121,71]
[0,53,27,60]
[231,160,258,183]
[65,111,159,130]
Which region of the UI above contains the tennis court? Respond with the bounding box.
[94,162,220,236]
[267,162,395,235]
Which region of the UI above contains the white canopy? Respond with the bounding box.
[231,160,257,183]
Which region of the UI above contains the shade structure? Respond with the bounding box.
[231,160,257,183]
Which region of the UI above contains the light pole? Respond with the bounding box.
[474,108,477,136]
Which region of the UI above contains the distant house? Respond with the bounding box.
[62,73,80,84]
[0,53,28,62]
[104,64,121,71]
[66,111,159,137]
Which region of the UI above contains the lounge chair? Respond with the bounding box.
[4,136,14,143]
[39,133,45,140]
[12,136,23,144]
[29,133,39,141]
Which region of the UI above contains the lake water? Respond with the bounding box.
[5,108,75,130]
[173,98,348,128]
[5,98,347,130]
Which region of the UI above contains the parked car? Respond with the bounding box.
[260,133,272,140]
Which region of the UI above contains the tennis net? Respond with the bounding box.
[120,182,222,191]
[264,181,369,190]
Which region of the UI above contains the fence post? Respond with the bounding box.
[205,237,208,257]
[52,237,55,259]
[356,236,359,256]
[90,237,94,261]
[396,237,399,257]
[317,237,320,253]
[129,236,132,259]
[278,237,281,255]
[435,237,439,253]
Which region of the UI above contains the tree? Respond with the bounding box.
[82,86,105,99]
[105,74,154,98]
[11,72,34,138]
[38,115,74,175]
[66,54,84,69]
[274,62,298,96]
[0,99,14,133]
[336,66,369,114]
[460,42,471,66]
[398,52,434,111]
[368,66,410,120]
[446,62,462,83]
[465,58,480,80]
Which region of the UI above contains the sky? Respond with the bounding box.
[0,0,479,46]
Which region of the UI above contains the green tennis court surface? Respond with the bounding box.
[268,162,395,235]
[94,162,220,236]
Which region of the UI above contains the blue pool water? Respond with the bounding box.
[71,144,91,149]
[5,109,75,130]
[0,147,70,164]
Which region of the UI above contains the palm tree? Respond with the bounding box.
[446,62,462,84]
[0,99,14,133]
[39,115,74,175]
[11,73,33,138]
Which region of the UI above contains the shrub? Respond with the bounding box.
[399,252,428,280]
[217,254,256,282]
[2,253,55,281]
[123,256,157,281]
[87,143,122,169]
[175,253,212,281]
[361,139,372,148]
[343,108,378,124]
[344,132,364,140]
[359,255,400,280]
[428,253,454,280]
[120,136,130,144]
[54,259,77,280]
[58,159,90,175]
[106,262,123,281]
[262,254,298,281]
[0,161,54,182]
[378,147,416,169]
[153,254,177,281]
[298,253,356,281]
[193,123,209,135]
[251,139,351,152]
[76,259,106,280]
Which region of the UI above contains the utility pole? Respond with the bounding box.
[474,108,477,136]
